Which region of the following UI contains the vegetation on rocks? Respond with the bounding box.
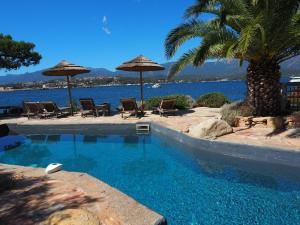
[221,101,254,126]
[145,95,195,110]
[196,93,230,108]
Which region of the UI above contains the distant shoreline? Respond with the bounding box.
[0,79,244,92]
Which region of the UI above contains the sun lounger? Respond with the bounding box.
[120,98,144,118]
[154,98,178,117]
[23,102,54,119]
[40,101,71,118]
[79,98,109,117]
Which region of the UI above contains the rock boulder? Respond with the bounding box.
[189,119,233,139]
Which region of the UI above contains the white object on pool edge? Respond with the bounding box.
[45,163,63,174]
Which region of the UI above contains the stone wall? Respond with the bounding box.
[234,116,300,129]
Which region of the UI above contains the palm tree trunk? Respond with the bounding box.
[246,59,282,116]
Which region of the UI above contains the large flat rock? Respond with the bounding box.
[0,164,166,225]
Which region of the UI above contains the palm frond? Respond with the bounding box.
[166,0,300,79]
[167,49,198,80]
[165,20,204,58]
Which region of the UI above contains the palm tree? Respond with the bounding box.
[165,0,300,116]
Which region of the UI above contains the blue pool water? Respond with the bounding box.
[1,132,300,225]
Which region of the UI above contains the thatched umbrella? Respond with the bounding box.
[116,55,164,108]
[42,60,90,116]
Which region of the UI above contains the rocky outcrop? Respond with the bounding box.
[188,119,233,139]
[234,116,284,129]
[234,116,253,127]
[287,112,300,128]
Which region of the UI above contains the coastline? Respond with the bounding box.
[0,79,244,93]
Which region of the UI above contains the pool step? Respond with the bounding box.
[136,123,150,134]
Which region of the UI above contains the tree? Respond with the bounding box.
[0,33,41,71]
[165,0,300,116]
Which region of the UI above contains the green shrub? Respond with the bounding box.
[144,96,162,109]
[196,92,230,108]
[221,101,254,126]
[144,95,195,110]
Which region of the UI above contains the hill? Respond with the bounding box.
[0,57,300,84]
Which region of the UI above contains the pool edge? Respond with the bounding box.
[0,163,167,225]
[151,121,300,168]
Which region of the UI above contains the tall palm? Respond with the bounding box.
[165,0,300,116]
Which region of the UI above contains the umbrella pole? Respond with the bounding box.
[66,75,74,116]
[139,71,144,110]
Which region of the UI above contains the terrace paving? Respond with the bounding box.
[1,107,299,151]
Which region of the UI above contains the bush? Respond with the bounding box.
[196,92,230,108]
[144,95,195,110]
[221,101,254,126]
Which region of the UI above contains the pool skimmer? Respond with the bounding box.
[136,123,150,134]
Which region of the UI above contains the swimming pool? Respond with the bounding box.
[1,129,300,225]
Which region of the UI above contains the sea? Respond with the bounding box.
[0,80,246,108]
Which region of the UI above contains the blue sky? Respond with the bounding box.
[0,0,201,76]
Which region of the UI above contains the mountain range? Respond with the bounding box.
[0,57,300,84]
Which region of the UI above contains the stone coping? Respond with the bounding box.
[151,122,300,168]
[0,164,166,225]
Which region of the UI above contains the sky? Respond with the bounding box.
[0,0,202,76]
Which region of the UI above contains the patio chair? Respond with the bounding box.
[120,98,144,118]
[40,101,71,118]
[79,98,104,117]
[23,102,54,119]
[154,98,178,117]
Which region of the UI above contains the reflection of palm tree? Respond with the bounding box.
[62,135,97,173]
[122,135,167,176]
[236,170,278,189]
[197,160,226,176]
[197,159,278,189]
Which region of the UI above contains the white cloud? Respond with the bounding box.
[102,16,107,24]
[102,27,111,35]
[101,15,111,35]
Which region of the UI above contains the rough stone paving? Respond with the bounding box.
[0,164,165,225]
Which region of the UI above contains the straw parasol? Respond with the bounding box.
[42,60,90,116]
[116,55,164,108]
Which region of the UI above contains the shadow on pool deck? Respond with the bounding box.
[0,168,101,225]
